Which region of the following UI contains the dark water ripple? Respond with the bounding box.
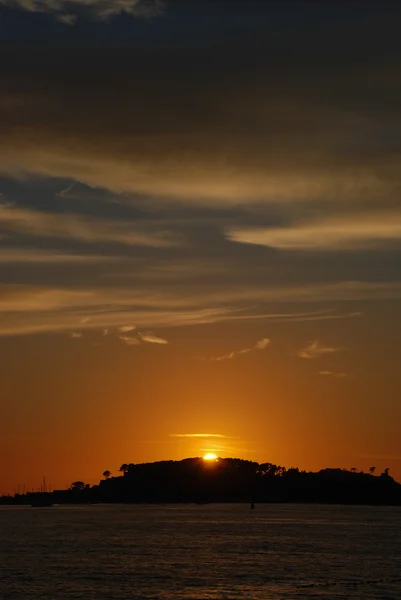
[1,504,401,599]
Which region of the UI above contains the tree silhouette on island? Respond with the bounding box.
[2,458,400,506]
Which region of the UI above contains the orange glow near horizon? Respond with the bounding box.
[203,453,218,461]
[1,315,401,495]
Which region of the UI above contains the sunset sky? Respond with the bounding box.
[1,0,401,494]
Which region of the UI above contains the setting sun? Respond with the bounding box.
[203,453,218,461]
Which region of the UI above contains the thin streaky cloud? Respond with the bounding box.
[0,0,164,23]
[97,280,401,305]
[57,180,97,198]
[0,205,180,248]
[119,326,136,333]
[69,331,83,339]
[0,248,123,264]
[170,433,232,439]
[226,212,401,251]
[0,281,396,337]
[211,337,270,362]
[215,309,333,321]
[139,333,168,345]
[254,338,270,350]
[284,312,362,323]
[118,330,168,346]
[222,311,361,325]
[319,370,348,379]
[119,334,140,346]
[57,182,77,198]
[199,445,255,455]
[298,340,342,360]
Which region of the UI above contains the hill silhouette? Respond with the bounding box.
[2,458,401,506]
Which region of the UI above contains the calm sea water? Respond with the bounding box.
[1,504,401,599]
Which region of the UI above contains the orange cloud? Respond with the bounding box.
[210,337,270,361]
[0,205,180,248]
[226,212,401,251]
[298,340,341,360]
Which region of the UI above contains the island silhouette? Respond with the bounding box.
[2,458,400,506]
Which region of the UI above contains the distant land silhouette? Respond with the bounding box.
[2,458,401,506]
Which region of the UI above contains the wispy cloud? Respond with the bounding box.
[283,312,362,323]
[200,446,256,455]
[0,0,163,24]
[139,333,168,344]
[298,340,341,360]
[119,334,140,346]
[226,212,401,252]
[0,248,122,264]
[0,285,240,336]
[1,8,401,212]
[211,337,270,361]
[119,326,136,333]
[0,205,180,248]
[119,330,168,346]
[319,370,348,379]
[178,309,362,325]
[0,280,395,338]
[254,338,270,350]
[170,433,232,439]
[0,279,401,340]
[69,331,83,339]
[57,181,97,199]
